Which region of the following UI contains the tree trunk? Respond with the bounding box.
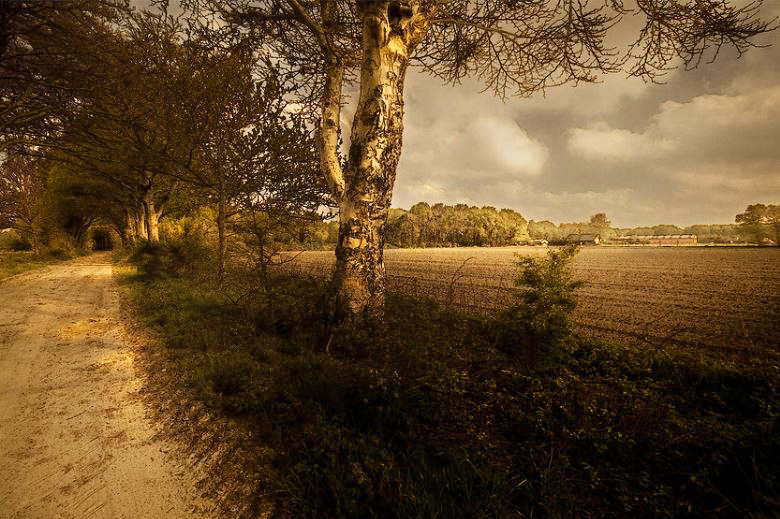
[136,203,148,242]
[217,184,226,284]
[331,3,421,316]
[30,226,39,256]
[125,209,137,245]
[143,192,160,244]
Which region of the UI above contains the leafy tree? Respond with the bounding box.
[651,224,684,236]
[589,212,612,237]
[500,245,585,356]
[189,0,774,316]
[767,205,780,245]
[42,166,104,250]
[156,40,325,281]
[386,202,528,248]
[33,8,182,245]
[0,153,47,253]
[0,1,126,152]
[528,220,561,242]
[683,224,741,244]
[736,203,780,245]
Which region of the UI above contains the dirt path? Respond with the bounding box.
[0,253,212,518]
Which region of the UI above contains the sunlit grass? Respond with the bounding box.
[0,251,66,280]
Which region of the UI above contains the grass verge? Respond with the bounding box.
[0,250,72,280]
[117,243,780,518]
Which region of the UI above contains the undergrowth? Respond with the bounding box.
[118,238,780,518]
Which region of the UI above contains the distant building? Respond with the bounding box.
[526,239,548,247]
[611,234,698,246]
[566,233,601,245]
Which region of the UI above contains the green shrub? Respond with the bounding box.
[498,244,584,359]
[46,248,69,260]
[130,234,215,279]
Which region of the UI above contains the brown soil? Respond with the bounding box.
[0,253,214,518]
[282,246,780,364]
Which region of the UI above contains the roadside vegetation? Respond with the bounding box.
[0,230,77,280]
[118,238,780,518]
[0,251,69,280]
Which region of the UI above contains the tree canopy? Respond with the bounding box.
[736,203,780,245]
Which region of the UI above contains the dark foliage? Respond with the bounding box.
[9,238,32,251]
[122,246,780,518]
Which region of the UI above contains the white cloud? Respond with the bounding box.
[523,73,651,116]
[396,76,550,206]
[568,85,780,166]
[406,183,445,196]
[655,88,780,134]
[567,123,675,160]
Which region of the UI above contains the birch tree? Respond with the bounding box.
[189,0,773,317]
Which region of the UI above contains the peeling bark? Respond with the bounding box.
[331,2,432,316]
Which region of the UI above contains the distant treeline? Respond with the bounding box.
[386,203,530,248]
[529,221,742,243]
[286,204,745,249]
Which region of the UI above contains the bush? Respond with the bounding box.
[130,234,215,279]
[46,248,69,260]
[498,244,584,359]
[10,238,32,251]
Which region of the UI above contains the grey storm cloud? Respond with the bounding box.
[392,4,780,228]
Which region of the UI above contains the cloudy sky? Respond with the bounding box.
[149,1,779,228]
[386,4,780,228]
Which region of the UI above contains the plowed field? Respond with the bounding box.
[282,247,780,362]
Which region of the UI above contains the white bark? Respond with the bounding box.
[330,2,433,316]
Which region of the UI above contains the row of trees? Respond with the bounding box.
[0,2,330,280]
[386,203,529,248]
[1,0,774,316]
[287,205,765,248]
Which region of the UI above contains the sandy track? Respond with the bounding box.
[0,253,212,518]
